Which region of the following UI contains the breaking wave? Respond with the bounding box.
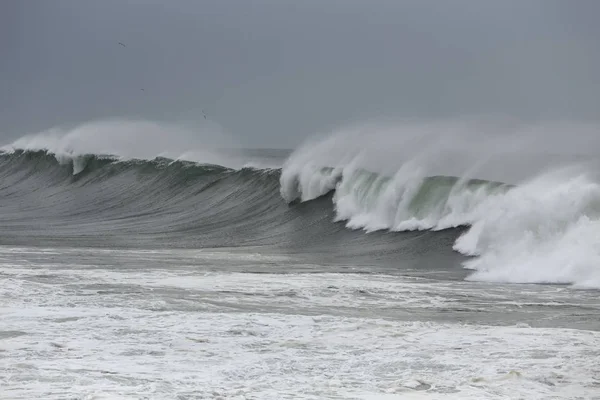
[280,121,600,288]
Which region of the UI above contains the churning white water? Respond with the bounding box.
[1,246,599,399]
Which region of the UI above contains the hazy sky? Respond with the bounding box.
[2,0,599,148]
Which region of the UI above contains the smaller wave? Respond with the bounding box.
[1,119,253,173]
[0,149,235,180]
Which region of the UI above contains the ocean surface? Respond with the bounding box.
[1,130,600,399]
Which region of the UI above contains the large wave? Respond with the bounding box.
[280,120,600,288]
[3,118,600,288]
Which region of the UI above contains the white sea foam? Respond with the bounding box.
[1,246,598,399]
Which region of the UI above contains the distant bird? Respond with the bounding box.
[118,42,126,48]
[140,88,145,92]
[202,110,207,119]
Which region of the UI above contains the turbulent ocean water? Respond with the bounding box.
[1,122,600,399]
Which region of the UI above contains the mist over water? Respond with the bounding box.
[282,118,600,185]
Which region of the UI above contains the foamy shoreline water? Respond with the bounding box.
[1,247,599,399]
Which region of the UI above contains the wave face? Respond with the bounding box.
[0,149,464,276]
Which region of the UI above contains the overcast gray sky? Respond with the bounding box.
[2,0,599,148]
